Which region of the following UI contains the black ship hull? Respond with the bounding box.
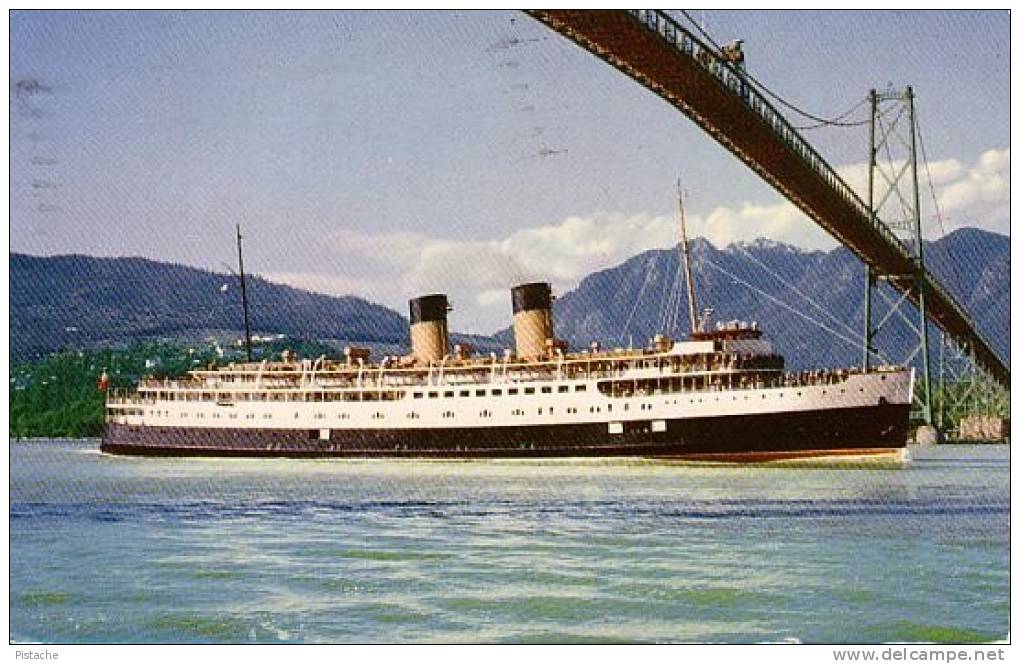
[101,402,910,462]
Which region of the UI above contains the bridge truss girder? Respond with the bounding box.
[525,9,1009,392]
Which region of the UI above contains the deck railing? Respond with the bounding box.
[625,10,972,327]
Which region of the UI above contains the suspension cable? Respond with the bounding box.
[675,9,870,129]
[729,242,864,341]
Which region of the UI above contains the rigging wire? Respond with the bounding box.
[698,253,865,352]
[729,243,863,341]
[793,97,869,131]
[675,9,870,129]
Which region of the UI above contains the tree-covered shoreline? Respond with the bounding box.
[9,339,341,438]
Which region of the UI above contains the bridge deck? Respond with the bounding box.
[527,10,1007,387]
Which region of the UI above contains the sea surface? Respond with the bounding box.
[9,439,1009,644]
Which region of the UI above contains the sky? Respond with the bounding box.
[10,10,1010,333]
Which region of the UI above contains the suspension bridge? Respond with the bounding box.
[526,9,1009,430]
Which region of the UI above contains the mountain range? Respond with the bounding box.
[9,228,1009,371]
[536,227,1009,371]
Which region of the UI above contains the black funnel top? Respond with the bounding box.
[409,294,449,324]
[511,282,552,314]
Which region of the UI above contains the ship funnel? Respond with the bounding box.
[409,294,450,364]
[511,282,554,359]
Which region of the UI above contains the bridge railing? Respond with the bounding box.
[627,10,971,321]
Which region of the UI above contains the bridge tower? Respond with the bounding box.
[938,333,1010,440]
[861,86,934,425]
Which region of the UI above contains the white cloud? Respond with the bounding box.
[936,148,1009,232]
[836,148,1009,235]
[259,271,369,298]
[695,201,830,250]
[263,148,1008,334]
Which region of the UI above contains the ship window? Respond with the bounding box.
[575,385,587,392]
[475,389,486,397]
[558,385,569,393]
[444,391,454,398]
[413,392,423,399]
[492,389,502,396]
[428,391,438,398]
[459,390,470,398]
[538,408,543,415]
[508,388,519,396]
[524,387,535,395]
[541,386,552,394]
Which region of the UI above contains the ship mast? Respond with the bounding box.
[236,224,253,362]
[676,179,699,336]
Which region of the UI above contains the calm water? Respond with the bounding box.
[10,440,1009,644]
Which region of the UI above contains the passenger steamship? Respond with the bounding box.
[102,194,913,462]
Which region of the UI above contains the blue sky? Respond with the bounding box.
[10,10,1010,332]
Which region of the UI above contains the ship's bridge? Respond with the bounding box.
[670,320,775,358]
